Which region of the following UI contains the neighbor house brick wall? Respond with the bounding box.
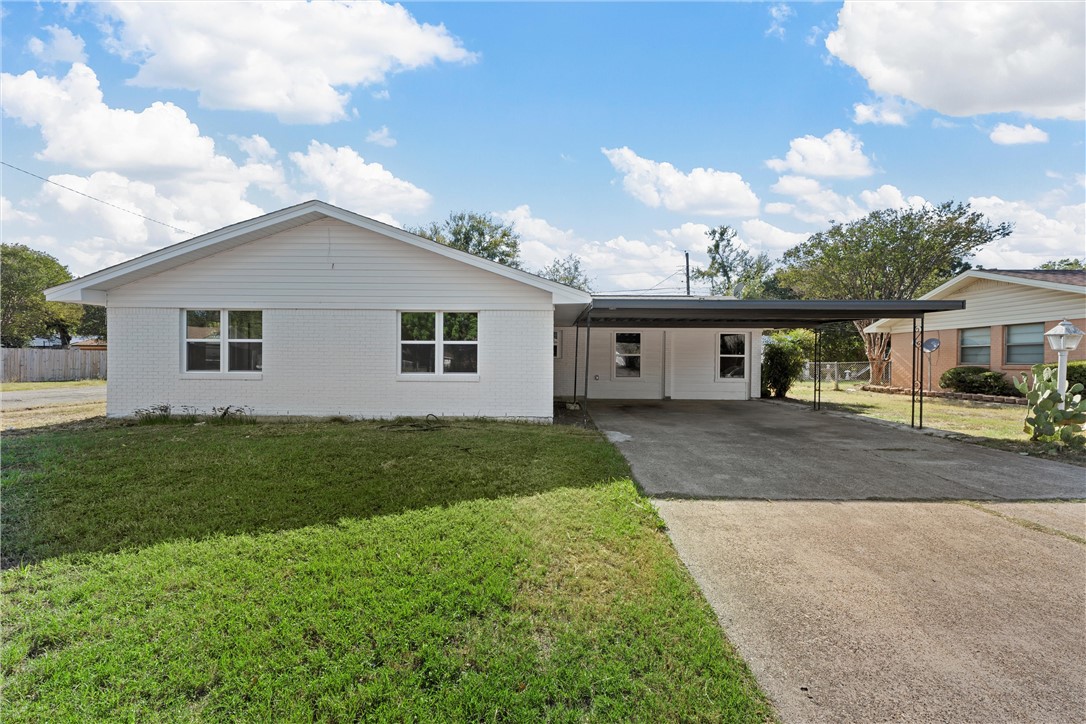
[887,317,1086,389]
[107,307,553,420]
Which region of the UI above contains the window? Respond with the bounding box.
[1005,323,1045,364]
[554,330,562,359]
[185,310,262,372]
[615,332,641,378]
[959,327,991,364]
[400,312,478,375]
[719,333,746,379]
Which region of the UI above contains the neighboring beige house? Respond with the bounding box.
[866,269,1086,389]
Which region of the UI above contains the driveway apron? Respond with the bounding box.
[589,400,1086,723]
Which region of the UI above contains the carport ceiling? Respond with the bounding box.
[577,298,965,328]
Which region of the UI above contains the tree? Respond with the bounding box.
[0,244,84,348]
[78,304,108,340]
[410,211,522,268]
[1037,258,1085,270]
[691,225,774,297]
[538,254,593,291]
[776,201,1013,382]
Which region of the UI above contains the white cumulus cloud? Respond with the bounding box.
[853,97,911,126]
[98,1,476,123]
[766,129,875,178]
[969,196,1086,268]
[28,25,87,64]
[290,141,431,222]
[989,123,1049,146]
[601,146,760,217]
[366,126,397,148]
[826,1,1086,120]
[770,176,928,226]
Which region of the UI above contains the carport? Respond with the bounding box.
[571,298,965,428]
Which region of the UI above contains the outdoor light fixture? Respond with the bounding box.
[1044,319,1084,407]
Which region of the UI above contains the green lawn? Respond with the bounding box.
[0,379,106,392]
[1,419,775,722]
[787,381,1086,465]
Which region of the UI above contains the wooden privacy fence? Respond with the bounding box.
[1,348,107,382]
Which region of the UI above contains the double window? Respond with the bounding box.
[1005,323,1045,365]
[185,310,262,372]
[615,332,641,378]
[400,312,478,375]
[718,333,746,379]
[959,327,991,364]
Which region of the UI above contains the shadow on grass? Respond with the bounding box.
[1,418,631,567]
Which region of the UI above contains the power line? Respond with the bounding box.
[0,161,192,235]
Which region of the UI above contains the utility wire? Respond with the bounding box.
[1,161,192,235]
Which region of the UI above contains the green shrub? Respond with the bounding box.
[1038,360,1086,389]
[761,335,805,398]
[1014,364,1086,449]
[939,366,1018,396]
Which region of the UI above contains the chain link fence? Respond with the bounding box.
[801,361,890,385]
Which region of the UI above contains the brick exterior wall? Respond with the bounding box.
[887,317,1086,390]
[107,307,553,420]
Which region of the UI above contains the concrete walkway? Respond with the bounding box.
[589,400,1086,722]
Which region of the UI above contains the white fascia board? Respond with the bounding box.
[44,200,594,307]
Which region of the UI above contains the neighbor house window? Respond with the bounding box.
[1005,323,1045,365]
[719,333,746,379]
[185,310,262,372]
[959,327,991,364]
[615,332,641,378]
[400,312,478,375]
[554,330,562,358]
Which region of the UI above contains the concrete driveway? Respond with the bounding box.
[589,400,1086,723]
[589,399,1086,500]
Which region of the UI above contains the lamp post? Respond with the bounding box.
[1044,320,1085,408]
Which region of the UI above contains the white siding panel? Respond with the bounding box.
[108,307,552,420]
[881,281,1086,333]
[108,219,552,310]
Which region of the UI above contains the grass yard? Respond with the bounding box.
[1,419,775,722]
[787,381,1086,465]
[0,379,106,392]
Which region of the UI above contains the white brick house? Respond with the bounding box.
[47,201,960,420]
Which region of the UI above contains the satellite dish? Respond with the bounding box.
[732,282,745,299]
[922,338,941,353]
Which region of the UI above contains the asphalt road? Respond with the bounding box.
[0,385,107,411]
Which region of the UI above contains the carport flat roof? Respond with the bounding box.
[577,297,965,328]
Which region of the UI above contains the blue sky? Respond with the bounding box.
[2,1,1083,292]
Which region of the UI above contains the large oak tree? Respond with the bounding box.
[410,211,522,268]
[777,202,1012,382]
[0,244,83,348]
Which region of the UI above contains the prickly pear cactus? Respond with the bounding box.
[1014,364,1086,449]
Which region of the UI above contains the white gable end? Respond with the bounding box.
[107,219,552,310]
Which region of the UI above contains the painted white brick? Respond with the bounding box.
[108,307,552,421]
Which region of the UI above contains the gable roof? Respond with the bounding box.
[865,268,1086,333]
[44,200,592,306]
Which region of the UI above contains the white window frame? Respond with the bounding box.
[714,332,748,381]
[554,330,563,359]
[398,311,479,380]
[959,326,991,365]
[614,331,642,380]
[181,309,262,378]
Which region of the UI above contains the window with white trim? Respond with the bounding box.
[400,312,478,375]
[553,330,562,359]
[1005,323,1044,365]
[959,327,990,364]
[185,310,262,372]
[718,333,745,379]
[615,332,641,378]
